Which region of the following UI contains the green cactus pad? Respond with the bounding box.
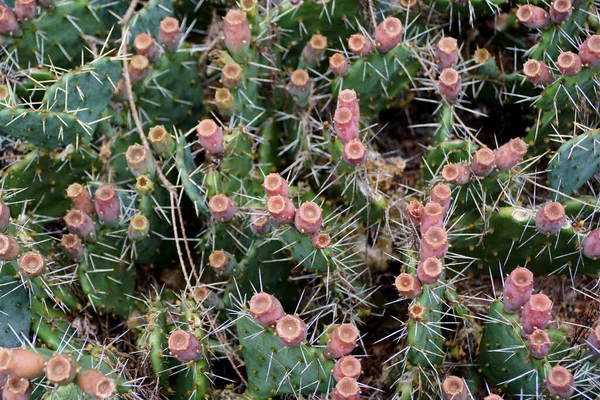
[0,276,31,348]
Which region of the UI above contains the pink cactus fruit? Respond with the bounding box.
[208,250,236,275]
[263,173,289,197]
[126,144,155,178]
[158,17,181,52]
[267,195,295,224]
[417,257,444,284]
[222,62,243,89]
[19,252,46,278]
[516,5,549,29]
[64,210,95,240]
[66,183,95,216]
[342,140,368,166]
[275,315,307,347]
[288,69,311,99]
[420,227,449,260]
[168,329,202,363]
[15,0,36,21]
[395,273,422,298]
[0,348,46,379]
[295,202,323,234]
[0,4,19,34]
[311,232,331,250]
[430,183,452,215]
[442,163,470,185]
[484,395,504,400]
[470,147,496,176]
[528,329,552,359]
[436,37,459,70]
[76,369,116,399]
[348,34,372,57]
[521,293,552,335]
[582,228,600,259]
[338,89,360,121]
[45,354,77,385]
[301,34,327,64]
[334,107,359,144]
[2,376,31,400]
[197,119,224,154]
[333,356,362,381]
[550,0,572,23]
[420,202,444,235]
[0,235,20,262]
[495,138,527,172]
[209,194,236,222]
[329,53,349,77]
[535,202,566,235]
[408,303,425,320]
[438,68,462,100]
[557,51,582,76]
[223,10,251,60]
[442,376,468,400]
[406,200,424,226]
[332,377,360,400]
[134,33,160,62]
[523,60,553,86]
[129,55,150,84]
[249,292,285,327]
[250,214,271,236]
[327,324,360,358]
[375,17,403,54]
[546,365,575,398]
[502,267,534,313]
[579,35,600,66]
[60,234,84,261]
[94,185,121,225]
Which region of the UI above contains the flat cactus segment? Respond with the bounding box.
[175,137,209,217]
[42,384,95,400]
[280,228,335,273]
[479,301,547,396]
[128,0,175,41]
[174,359,210,400]
[237,315,334,398]
[548,130,600,197]
[0,276,31,348]
[3,148,101,218]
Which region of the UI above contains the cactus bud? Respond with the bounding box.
[250,214,271,236]
[223,10,251,62]
[249,292,285,327]
[208,250,237,275]
[406,200,423,226]
[209,195,236,222]
[94,185,121,225]
[0,234,20,262]
[342,140,367,166]
[334,107,359,144]
[129,55,150,84]
[438,68,461,100]
[295,202,323,234]
[126,144,155,178]
[135,175,154,195]
[168,329,202,363]
[45,354,77,385]
[64,210,95,241]
[579,35,600,66]
[289,69,311,106]
[3,376,30,400]
[222,62,243,89]
[375,17,403,54]
[557,51,582,76]
[215,88,235,115]
[417,257,444,284]
[275,315,307,347]
[0,4,19,34]
[535,202,566,235]
[327,324,359,358]
[522,293,552,334]
[148,125,175,155]
[158,17,181,52]
[66,183,94,215]
[550,0,572,23]
[348,34,372,57]
[134,33,159,62]
[329,53,349,77]
[430,183,451,215]
[495,138,527,172]
[420,227,449,260]
[442,376,468,400]
[394,273,422,298]
[0,348,46,379]
[586,325,600,355]
[582,228,600,259]
[338,89,360,121]
[60,234,83,261]
[436,37,459,70]
[311,232,331,250]
[267,195,295,224]
[546,366,575,398]
[503,267,534,313]
[197,119,224,154]
[516,5,549,29]
[263,173,289,197]
[0,201,10,231]
[15,0,36,21]
[528,329,552,359]
[332,356,361,381]
[332,377,360,400]
[421,202,444,235]
[408,303,425,320]
[128,215,149,241]
[301,34,327,65]
[442,163,470,185]
[76,369,116,399]
[470,147,496,176]
[523,59,553,86]
[19,252,46,278]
